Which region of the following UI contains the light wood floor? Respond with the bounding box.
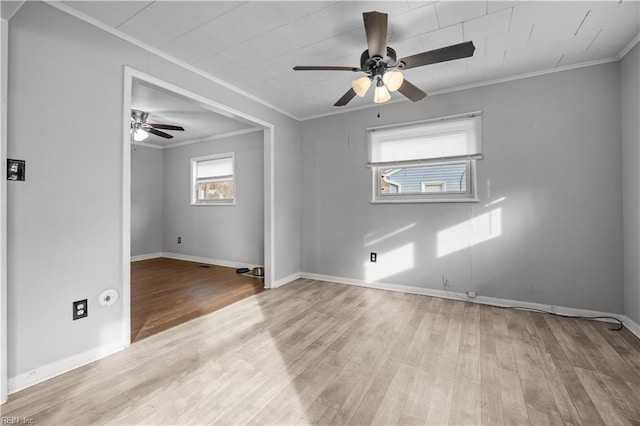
[131,257,265,342]
[3,279,640,425]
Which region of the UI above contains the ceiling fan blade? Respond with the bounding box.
[148,128,174,139]
[334,88,357,107]
[363,11,388,59]
[148,124,184,131]
[398,79,427,102]
[293,66,361,72]
[399,41,476,70]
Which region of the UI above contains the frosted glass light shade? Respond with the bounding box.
[382,71,404,92]
[374,85,391,104]
[133,128,149,141]
[352,76,372,97]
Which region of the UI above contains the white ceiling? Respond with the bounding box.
[131,80,256,148]
[58,1,639,120]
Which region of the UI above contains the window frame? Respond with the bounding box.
[190,152,236,206]
[368,112,481,204]
[371,159,478,203]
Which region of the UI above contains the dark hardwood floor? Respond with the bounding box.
[131,257,265,342]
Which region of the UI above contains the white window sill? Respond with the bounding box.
[370,197,479,204]
[191,201,236,206]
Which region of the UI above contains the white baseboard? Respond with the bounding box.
[10,271,637,397]
[8,341,125,395]
[162,252,260,270]
[621,315,640,339]
[300,272,631,328]
[131,252,163,262]
[271,272,301,289]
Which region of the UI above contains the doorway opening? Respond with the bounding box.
[122,67,275,345]
[130,258,265,342]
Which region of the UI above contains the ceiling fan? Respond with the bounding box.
[130,109,185,142]
[293,11,475,107]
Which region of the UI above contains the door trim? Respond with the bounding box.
[122,66,275,348]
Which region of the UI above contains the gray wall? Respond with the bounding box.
[1,16,8,403]
[130,131,265,267]
[5,0,634,391]
[301,62,624,314]
[622,43,640,324]
[163,132,264,265]
[7,1,300,379]
[131,146,163,257]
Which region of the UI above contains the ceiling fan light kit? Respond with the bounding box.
[133,127,149,142]
[382,70,404,92]
[352,76,372,97]
[374,81,391,104]
[293,11,475,108]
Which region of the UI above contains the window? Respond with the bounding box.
[191,153,235,205]
[368,112,482,203]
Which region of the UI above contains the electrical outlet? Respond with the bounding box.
[73,299,88,320]
[467,291,477,298]
[178,236,181,244]
[442,275,451,288]
[370,252,377,263]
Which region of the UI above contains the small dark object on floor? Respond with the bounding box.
[199,264,210,268]
[236,267,250,274]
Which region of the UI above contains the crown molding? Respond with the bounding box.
[133,127,262,150]
[45,1,299,121]
[136,127,264,149]
[162,127,263,149]
[618,33,640,59]
[44,0,638,124]
[1,0,25,20]
[299,56,621,121]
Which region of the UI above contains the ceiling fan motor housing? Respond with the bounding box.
[360,46,398,77]
[131,109,149,123]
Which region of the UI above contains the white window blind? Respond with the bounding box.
[191,153,236,205]
[197,157,233,180]
[368,114,482,165]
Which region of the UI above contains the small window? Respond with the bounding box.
[191,153,235,205]
[368,113,481,203]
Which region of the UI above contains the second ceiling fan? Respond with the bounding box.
[131,109,185,142]
[293,11,475,107]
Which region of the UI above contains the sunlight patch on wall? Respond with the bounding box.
[437,208,502,257]
[364,243,415,282]
[364,223,417,247]
[485,196,506,207]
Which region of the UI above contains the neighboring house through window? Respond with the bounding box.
[368,112,482,203]
[421,181,447,193]
[191,153,235,205]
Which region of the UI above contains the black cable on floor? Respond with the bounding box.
[449,290,624,331]
[494,305,623,331]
